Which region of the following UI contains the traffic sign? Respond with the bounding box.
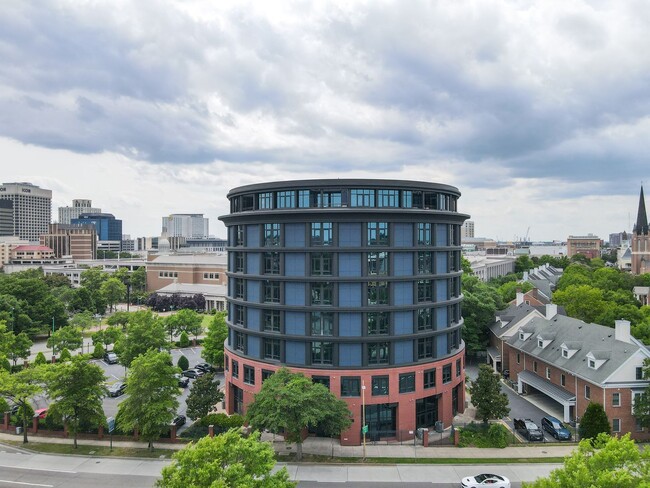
[362,425,368,434]
[107,416,116,433]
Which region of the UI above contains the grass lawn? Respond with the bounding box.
[2,439,179,459]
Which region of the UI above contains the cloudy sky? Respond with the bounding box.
[1,0,648,241]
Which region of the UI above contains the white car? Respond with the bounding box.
[461,473,511,488]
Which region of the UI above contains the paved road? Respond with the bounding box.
[0,449,559,487]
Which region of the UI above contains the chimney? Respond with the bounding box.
[516,291,524,306]
[615,320,632,344]
[545,303,558,320]
[522,271,529,281]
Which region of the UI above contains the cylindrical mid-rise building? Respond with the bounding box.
[219,180,469,445]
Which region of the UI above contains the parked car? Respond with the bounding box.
[541,416,572,440]
[108,381,127,397]
[171,415,186,427]
[104,352,119,364]
[9,404,20,415]
[34,408,48,419]
[194,362,214,373]
[175,373,190,388]
[514,418,544,441]
[461,473,511,488]
[182,368,205,379]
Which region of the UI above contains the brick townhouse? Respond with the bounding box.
[505,316,650,441]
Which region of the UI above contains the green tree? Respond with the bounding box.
[515,255,535,273]
[552,285,607,324]
[102,326,123,351]
[460,276,503,354]
[47,326,83,356]
[106,311,131,329]
[555,263,592,291]
[80,267,108,293]
[579,402,611,440]
[8,332,32,367]
[0,367,44,443]
[468,364,510,424]
[497,280,534,303]
[461,256,473,274]
[117,350,179,450]
[246,368,352,460]
[68,311,95,331]
[114,310,166,368]
[58,348,72,362]
[69,287,97,313]
[92,342,105,359]
[177,355,189,371]
[166,309,203,341]
[202,312,228,368]
[43,356,107,448]
[33,351,46,366]
[185,372,224,421]
[157,429,295,488]
[100,277,126,313]
[632,358,650,429]
[524,433,650,488]
[179,331,190,348]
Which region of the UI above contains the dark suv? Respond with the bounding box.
[514,418,544,441]
[541,416,572,440]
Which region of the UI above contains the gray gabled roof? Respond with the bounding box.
[489,303,543,337]
[507,315,645,385]
[528,279,553,300]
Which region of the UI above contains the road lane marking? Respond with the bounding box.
[0,480,54,487]
[0,465,76,474]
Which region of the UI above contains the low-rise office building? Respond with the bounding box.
[146,254,228,292]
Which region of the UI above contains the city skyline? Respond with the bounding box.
[2,1,649,240]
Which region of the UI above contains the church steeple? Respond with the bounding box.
[634,185,649,236]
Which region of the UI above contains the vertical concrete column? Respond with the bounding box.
[208,425,215,438]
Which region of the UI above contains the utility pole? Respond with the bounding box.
[51,316,55,361]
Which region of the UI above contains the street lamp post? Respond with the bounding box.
[51,316,55,361]
[362,381,367,461]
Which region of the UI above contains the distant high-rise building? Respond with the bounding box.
[162,214,209,239]
[609,231,628,248]
[631,185,650,275]
[461,220,475,239]
[71,213,122,241]
[0,182,52,242]
[0,200,12,236]
[58,199,102,224]
[40,223,97,260]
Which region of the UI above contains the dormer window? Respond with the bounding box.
[562,349,569,358]
[519,331,532,341]
[586,351,608,370]
[588,358,596,369]
[537,339,543,348]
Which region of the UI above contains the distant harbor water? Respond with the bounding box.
[527,245,566,256]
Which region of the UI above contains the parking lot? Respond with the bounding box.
[30,346,223,436]
[465,363,576,444]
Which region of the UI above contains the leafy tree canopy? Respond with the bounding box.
[46,326,83,355]
[117,350,179,449]
[202,312,228,367]
[157,429,296,488]
[114,310,167,368]
[579,402,611,440]
[524,433,650,488]
[468,364,510,424]
[246,368,352,460]
[43,356,107,448]
[185,372,224,420]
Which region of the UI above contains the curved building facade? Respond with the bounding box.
[219,180,469,445]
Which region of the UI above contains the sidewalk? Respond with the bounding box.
[0,430,577,460]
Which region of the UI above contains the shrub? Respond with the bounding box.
[0,397,9,414]
[458,422,510,448]
[200,413,244,430]
[179,331,190,348]
[33,352,47,366]
[92,343,105,359]
[58,348,72,362]
[0,357,10,371]
[177,355,189,371]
